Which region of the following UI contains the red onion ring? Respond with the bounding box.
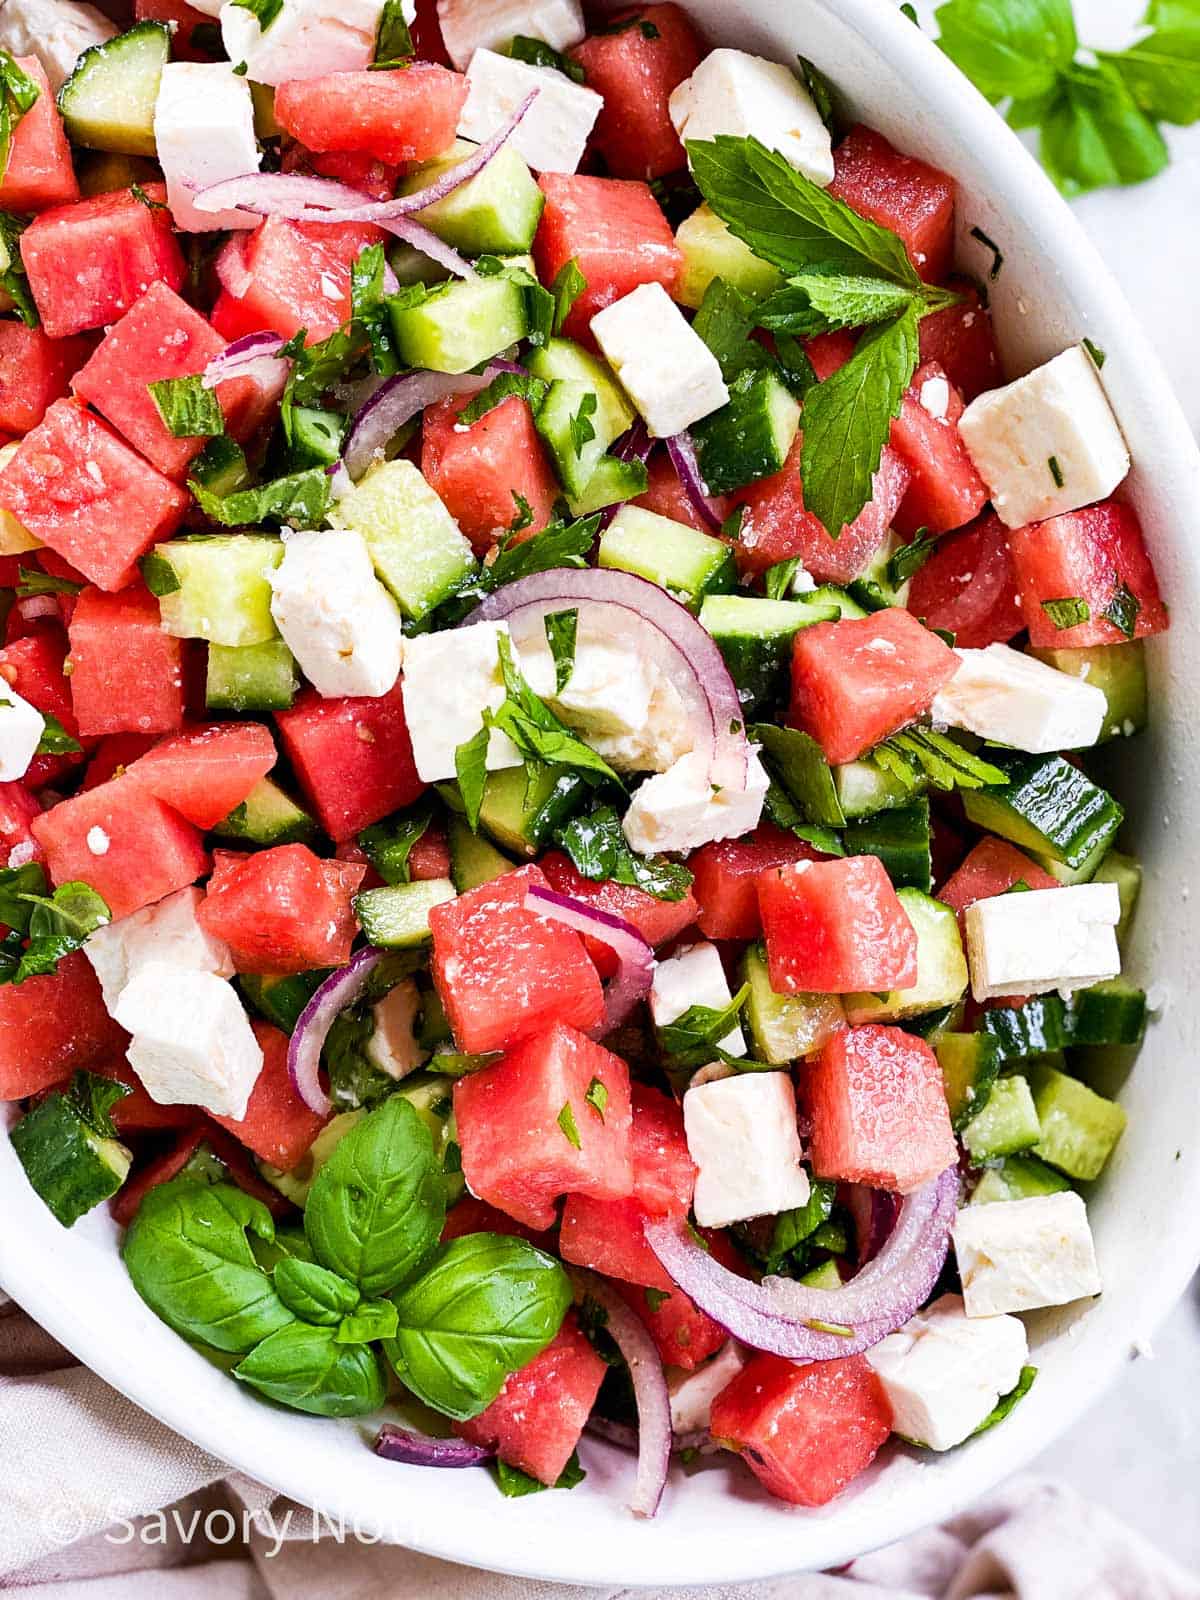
[374,1425,492,1469]
[844,1184,902,1268]
[469,568,750,789]
[374,215,476,280]
[597,420,655,531]
[587,1416,712,1456]
[287,946,382,1116]
[643,1165,959,1361]
[201,330,291,396]
[17,596,57,622]
[665,433,723,534]
[523,885,654,1037]
[343,365,508,481]
[215,232,254,299]
[573,1273,671,1518]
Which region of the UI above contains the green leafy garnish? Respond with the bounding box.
[972,1365,1038,1436]
[870,727,1008,792]
[0,869,110,985]
[189,467,331,528]
[568,390,598,456]
[228,0,282,32]
[148,375,225,439]
[486,633,623,792]
[585,1077,608,1120]
[493,1451,585,1497]
[1082,337,1107,369]
[543,607,578,693]
[1041,595,1091,629]
[458,372,547,428]
[1102,578,1142,638]
[350,242,400,374]
[0,212,38,326]
[34,712,82,756]
[0,52,39,183]
[15,566,82,598]
[509,491,535,533]
[358,800,436,885]
[658,984,751,1068]
[550,257,588,332]
[507,35,585,81]
[795,54,838,131]
[888,531,938,588]
[372,0,414,67]
[453,724,490,834]
[554,804,694,902]
[764,558,800,600]
[557,1101,582,1149]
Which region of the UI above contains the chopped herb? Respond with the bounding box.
[16,567,82,598]
[507,35,585,81]
[493,1451,585,1497]
[554,804,694,902]
[231,60,248,75]
[644,1287,670,1313]
[189,466,331,528]
[1040,595,1091,630]
[585,1077,609,1120]
[358,799,436,885]
[557,1101,582,1149]
[764,558,800,600]
[972,1366,1038,1437]
[228,0,282,31]
[509,492,534,533]
[1005,879,1032,893]
[543,607,578,693]
[1102,578,1141,639]
[0,212,37,326]
[140,551,182,598]
[1082,337,1107,369]
[129,182,168,211]
[149,375,225,439]
[34,713,82,756]
[721,505,746,542]
[550,256,588,333]
[795,54,838,132]
[900,2,919,21]
[487,633,623,791]
[458,372,547,428]
[658,983,751,1068]
[453,725,490,833]
[870,726,1008,793]
[596,14,660,38]
[350,243,399,375]
[0,51,39,183]
[372,0,414,67]
[568,390,598,456]
[0,871,110,986]
[969,225,1005,279]
[887,531,938,588]
[1048,454,1065,488]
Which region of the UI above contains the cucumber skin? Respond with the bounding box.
[10,1097,131,1227]
[58,22,170,158]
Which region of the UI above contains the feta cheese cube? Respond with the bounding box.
[592,283,729,438]
[683,1070,810,1228]
[84,886,234,1011]
[458,49,602,175]
[932,643,1108,754]
[114,963,264,1120]
[952,1191,1102,1317]
[363,978,428,1080]
[965,881,1121,1002]
[668,49,835,187]
[589,675,693,774]
[668,1341,748,1436]
[958,346,1130,529]
[623,748,768,856]
[269,528,404,700]
[651,942,745,1056]
[400,619,522,782]
[0,0,116,92]
[219,0,385,87]
[865,1293,1028,1450]
[154,63,261,233]
[437,0,585,72]
[518,624,656,739]
[0,681,43,782]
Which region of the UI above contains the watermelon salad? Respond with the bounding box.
[0,0,1166,1516]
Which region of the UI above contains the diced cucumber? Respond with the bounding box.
[702,594,839,715]
[9,1073,132,1227]
[834,757,921,819]
[388,276,527,374]
[692,368,800,496]
[1026,1061,1126,1180]
[1091,851,1141,946]
[844,889,967,1023]
[260,1110,365,1206]
[970,1154,1072,1204]
[751,722,846,828]
[147,535,283,648]
[962,752,1123,871]
[355,878,456,948]
[213,777,318,848]
[809,584,870,620]
[329,459,477,620]
[675,205,784,309]
[1067,978,1147,1048]
[1032,834,1113,885]
[982,997,1071,1062]
[527,338,635,438]
[798,1257,845,1289]
[936,1031,1001,1131]
[206,638,299,713]
[600,504,735,609]
[845,532,912,614]
[239,969,330,1034]
[1030,639,1148,743]
[448,816,515,891]
[843,797,932,893]
[400,140,544,254]
[961,1074,1041,1161]
[536,378,616,498]
[565,453,649,517]
[476,764,588,856]
[76,150,159,196]
[289,406,346,470]
[57,21,169,156]
[742,942,845,1064]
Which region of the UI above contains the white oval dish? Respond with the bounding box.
[4,0,1200,1585]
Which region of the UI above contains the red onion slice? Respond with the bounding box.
[374,215,476,280]
[665,433,723,534]
[643,1165,959,1361]
[287,947,382,1116]
[374,1425,492,1469]
[587,1416,712,1457]
[344,366,503,481]
[202,330,291,396]
[524,885,654,1037]
[844,1184,902,1268]
[469,568,749,789]
[597,421,655,531]
[574,1273,671,1518]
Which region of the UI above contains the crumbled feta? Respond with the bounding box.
[437,0,584,72]
[400,619,522,782]
[592,283,729,439]
[86,826,110,857]
[589,676,694,774]
[952,1191,1102,1317]
[269,528,405,699]
[84,887,235,1012]
[865,1293,1028,1450]
[458,49,602,175]
[650,942,745,1055]
[668,49,835,187]
[668,1341,748,1435]
[0,682,44,782]
[114,962,263,1120]
[965,881,1121,1002]
[623,748,768,856]
[932,643,1108,754]
[918,375,951,420]
[363,979,428,1081]
[219,0,386,87]
[684,1070,810,1228]
[958,346,1130,529]
[154,63,261,233]
[0,0,115,92]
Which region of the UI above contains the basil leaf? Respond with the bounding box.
[274,1257,361,1326]
[0,211,38,326]
[934,0,1077,102]
[33,712,82,757]
[1103,27,1200,125]
[553,804,694,902]
[304,1095,446,1298]
[551,257,588,332]
[384,1233,572,1420]
[372,0,414,67]
[1040,62,1169,196]
[358,800,435,885]
[335,1298,399,1344]
[458,372,547,428]
[543,607,578,693]
[0,862,45,933]
[493,1450,585,1497]
[234,1322,386,1416]
[190,467,332,529]
[148,375,225,439]
[123,1179,295,1353]
[229,0,282,32]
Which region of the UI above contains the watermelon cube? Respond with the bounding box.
[422,392,559,554]
[94,1055,196,1134]
[0,951,127,1100]
[20,184,185,339]
[0,624,84,788]
[0,401,188,591]
[30,774,208,920]
[710,1352,892,1506]
[406,825,451,882]
[690,822,826,941]
[274,64,468,165]
[616,1276,729,1371]
[274,681,425,842]
[758,856,919,995]
[67,585,186,738]
[0,322,91,435]
[198,845,365,975]
[283,143,402,202]
[937,837,1059,933]
[71,282,259,480]
[569,5,706,180]
[125,722,277,829]
[0,779,45,865]
[889,362,988,537]
[906,512,1024,650]
[453,1312,607,1484]
[453,1019,632,1228]
[82,733,159,791]
[788,607,958,765]
[211,1019,330,1169]
[539,848,699,978]
[440,1193,553,1250]
[829,125,955,284]
[0,58,79,213]
[1008,500,1169,649]
[627,1080,696,1215]
[918,282,1001,403]
[430,866,605,1055]
[209,217,383,346]
[806,1023,957,1193]
[533,173,681,344]
[634,448,731,532]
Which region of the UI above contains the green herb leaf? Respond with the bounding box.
[508,491,535,533]
[493,1450,585,1497]
[1101,22,1200,126]
[972,1364,1038,1436]
[1040,595,1091,629]
[757,269,924,337]
[659,983,751,1061]
[0,862,44,932]
[585,1077,608,1120]
[1047,454,1065,488]
[147,374,225,439]
[795,54,838,131]
[33,712,82,757]
[764,558,801,600]
[692,277,768,381]
[235,1322,386,1416]
[487,633,623,791]
[189,467,331,529]
[274,1257,361,1326]
[888,531,938,588]
[752,722,847,828]
[129,182,168,211]
[228,0,282,31]
[335,1298,399,1344]
[358,800,435,885]
[870,726,1008,792]
[458,372,547,428]
[554,804,694,901]
[350,242,400,374]
[454,724,490,833]
[568,390,598,457]
[507,35,585,81]
[322,1008,403,1112]
[0,51,39,183]
[934,0,1078,102]
[15,566,82,598]
[0,212,38,326]
[6,881,110,984]
[1082,337,1107,369]
[543,607,578,693]
[557,1101,582,1149]
[1039,61,1169,196]
[1102,577,1141,639]
[372,0,414,67]
[550,257,588,332]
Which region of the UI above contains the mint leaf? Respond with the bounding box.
[454,725,489,833]
[487,633,622,792]
[888,531,938,588]
[350,242,400,374]
[1102,578,1141,639]
[149,375,225,439]
[658,984,751,1065]
[757,270,922,336]
[16,566,82,598]
[34,712,82,756]
[557,1102,582,1149]
[0,211,37,327]
[507,35,584,81]
[870,727,1007,793]
[543,607,578,693]
[7,880,111,984]
[229,0,282,30]
[550,257,588,332]
[458,372,547,428]
[764,558,800,600]
[795,55,838,131]
[554,804,694,902]
[189,467,331,528]
[1040,62,1169,195]
[568,391,598,457]
[1041,596,1091,629]
[0,51,39,184]
[934,0,1077,101]
[372,0,414,67]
